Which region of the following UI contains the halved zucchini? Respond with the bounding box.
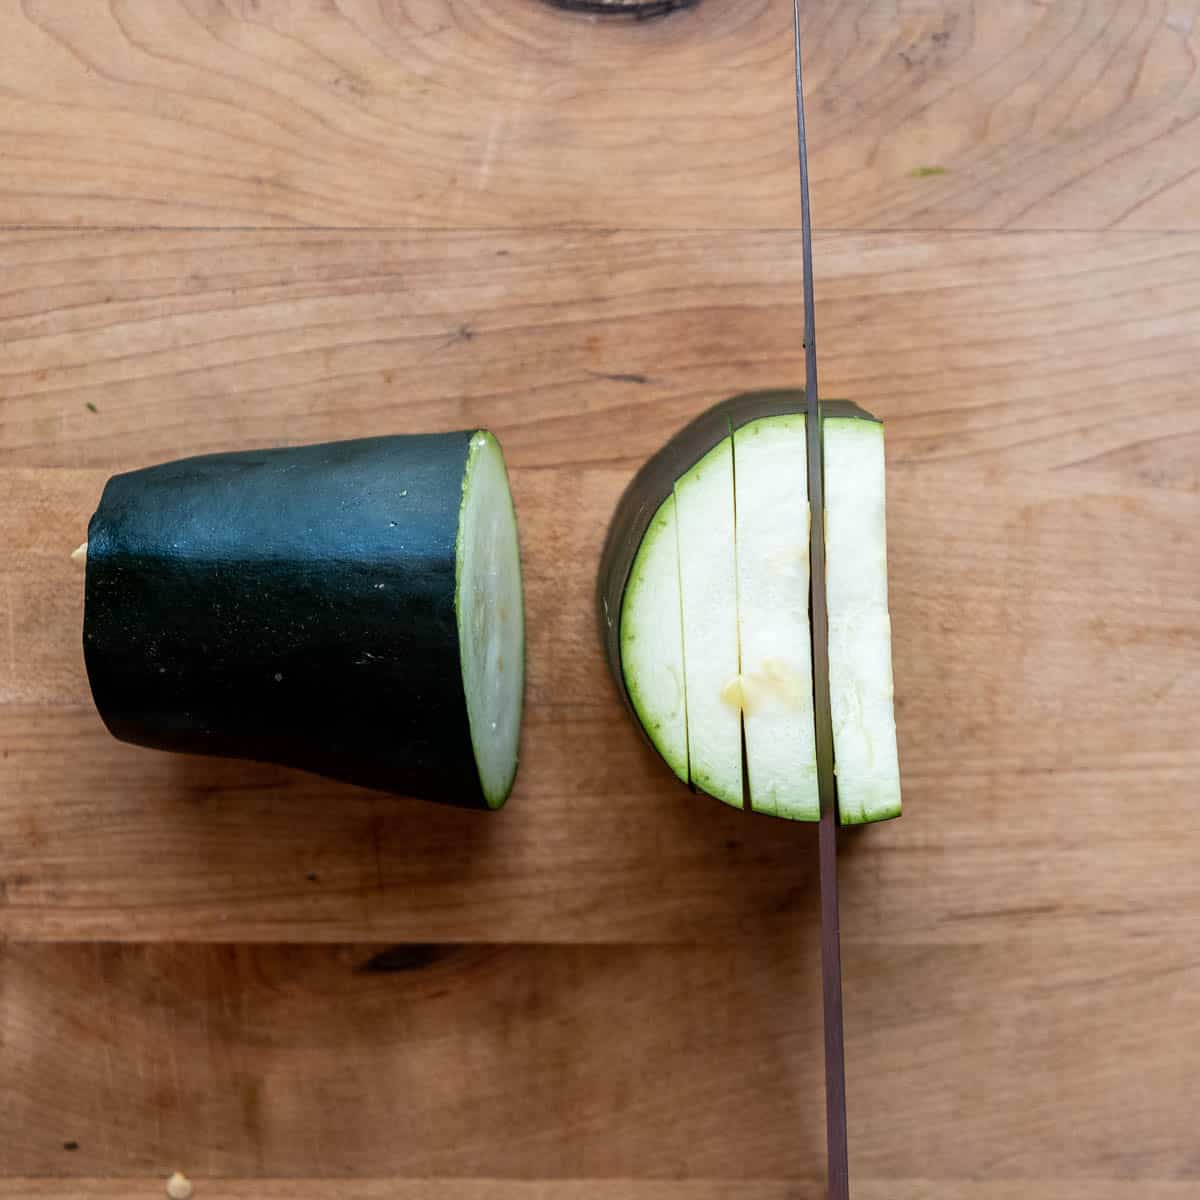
[82,430,525,808]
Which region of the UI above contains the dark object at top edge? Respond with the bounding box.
[542,0,699,18]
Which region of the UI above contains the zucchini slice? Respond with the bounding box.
[733,414,819,820]
[619,492,689,783]
[675,437,743,808]
[82,430,525,809]
[823,415,901,823]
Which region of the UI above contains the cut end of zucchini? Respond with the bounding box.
[457,431,525,810]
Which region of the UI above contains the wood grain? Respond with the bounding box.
[4,1,1200,1192]
[1,230,1198,487]
[1,1186,809,1200]
[2,457,1196,944]
[0,1,1197,232]
[5,1186,1194,1200]
[2,938,1198,1180]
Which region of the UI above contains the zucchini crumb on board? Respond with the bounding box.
[599,391,901,824]
[166,1172,193,1200]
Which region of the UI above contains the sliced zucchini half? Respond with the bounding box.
[599,392,900,824]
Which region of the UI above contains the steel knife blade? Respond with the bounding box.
[790,5,850,1196]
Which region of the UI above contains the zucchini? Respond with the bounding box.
[823,414,901,823]
[83,431,525,809]
[676,436,742,807]
[599,392,900,824]
[733,413,818,820]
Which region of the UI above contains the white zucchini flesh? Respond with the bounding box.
[823,417,902,823]
[457,432,526,809]
[674,438,743,808]
[619,493,689,783]
[732,415,820,820]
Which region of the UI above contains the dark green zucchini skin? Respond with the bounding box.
[596,390,876,770]
[84,432,491,807]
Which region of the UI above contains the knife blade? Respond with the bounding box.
[790,4,850,1197]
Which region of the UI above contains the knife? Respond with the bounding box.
[790,4,850,1197]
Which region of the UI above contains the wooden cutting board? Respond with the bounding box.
[2,2,1198,1196]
